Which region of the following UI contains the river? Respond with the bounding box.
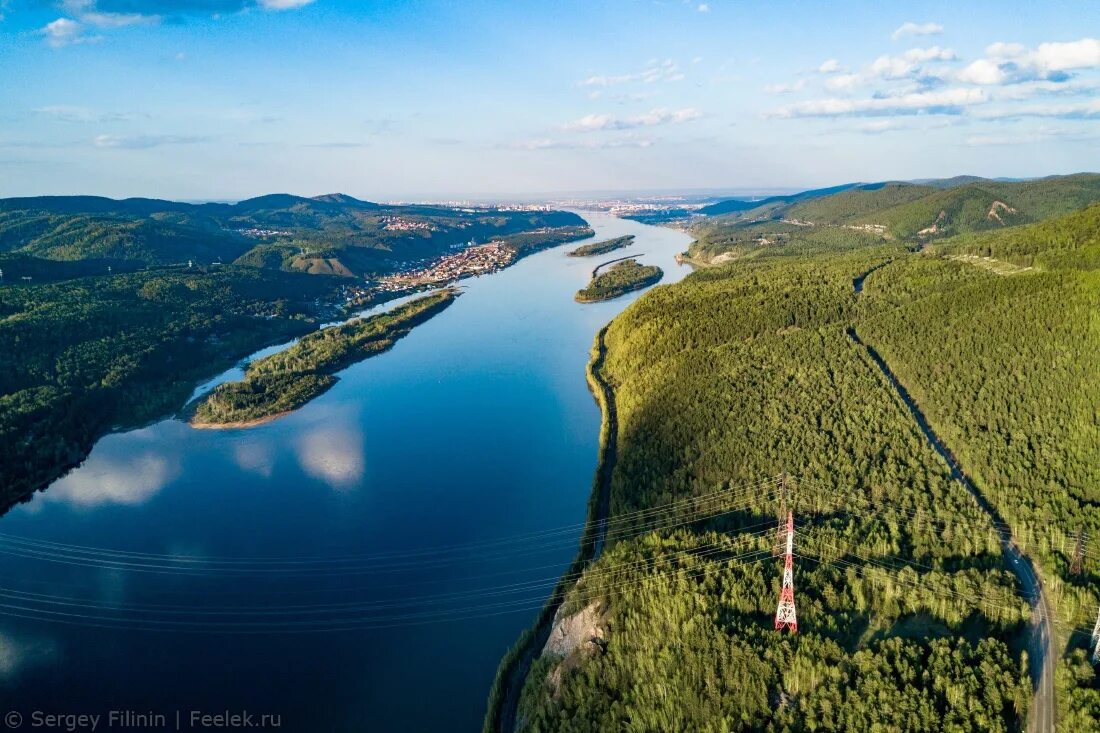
[0,213,693,732]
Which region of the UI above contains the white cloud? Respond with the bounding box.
[978,98,1100,120]
[769,87,987,118]
[818,59,842,74]
[697,3,709,12]
[825,73,862,92]
[580,59,684,87]
[892,21,943,41]
[958,38,1100,85]
[40,17,89,47]
[763,79,806,94]
[869,46,957,80]
[562,107,703,132]
[83,11,156,28]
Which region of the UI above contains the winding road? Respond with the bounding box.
[847,266,1055,732]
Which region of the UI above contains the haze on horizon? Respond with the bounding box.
[1,0,1099,201]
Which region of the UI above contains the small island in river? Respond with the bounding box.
[575,258,663,303]
[191,289,459,427]
[567,234,635,257]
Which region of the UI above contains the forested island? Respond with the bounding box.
[567,235,635,257]
[490,177,1100,733]
[574,259,663,302]
[192,289,458,427]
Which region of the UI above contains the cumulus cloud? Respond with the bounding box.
[868,46,957,80]
[769,87,986,118]
[40,17,94,47]
[697,3,709,12]
[892,21,943,41]
[957,38,1100,85]
[818,59,842,74]
[561,107,703,132]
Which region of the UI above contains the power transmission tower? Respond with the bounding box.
[1092,605,1100,664]
[774,510,798,633]
[1070,528,1086,576]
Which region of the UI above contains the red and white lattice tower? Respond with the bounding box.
[774,510,798,633]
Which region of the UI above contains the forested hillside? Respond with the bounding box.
[506,196,1100,731]
[0,263,340,510]
[699,174,1100,243]
[0,195,586,277]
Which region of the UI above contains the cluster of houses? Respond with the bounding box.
[380,216,439,233]
[236,227,292,238]
[374,242,514,293]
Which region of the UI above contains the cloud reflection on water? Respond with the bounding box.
[0,629,57,679]
[45,450,180,508]
[293,421,365,491]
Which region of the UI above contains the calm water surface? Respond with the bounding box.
[0,213,693,732]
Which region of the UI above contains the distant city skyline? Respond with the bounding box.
[1,0,1098,200]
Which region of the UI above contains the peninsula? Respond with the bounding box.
[191,289,459,427]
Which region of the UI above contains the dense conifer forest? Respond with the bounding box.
[508,189,1100,731]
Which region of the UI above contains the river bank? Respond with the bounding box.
[485,324,620,733]
[0,211,694,733]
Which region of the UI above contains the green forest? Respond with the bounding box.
[697,173,1100,243]
[0,262,340,510]
[192,289,459,425]
[504,191,1100,731]
[575,259,663,302]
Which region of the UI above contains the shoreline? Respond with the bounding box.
[484,324,619,733]
[188,409,295,430]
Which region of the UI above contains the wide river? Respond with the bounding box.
[0,213,693,732]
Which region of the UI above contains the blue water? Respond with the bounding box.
[0,213,693,732]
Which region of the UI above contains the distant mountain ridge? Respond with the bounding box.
[0,193,585,276]
[699,173,1100,240]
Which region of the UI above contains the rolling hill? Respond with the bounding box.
[0,194,587,277]
[698,173,1100,243]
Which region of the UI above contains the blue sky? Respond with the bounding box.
[1,0,1098,200]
